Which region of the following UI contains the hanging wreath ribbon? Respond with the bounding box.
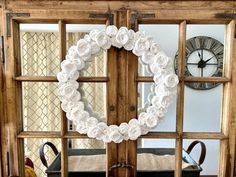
[57,25,179,143]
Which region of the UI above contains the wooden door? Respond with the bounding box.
[0,2,236,177]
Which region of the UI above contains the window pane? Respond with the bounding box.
[138,82,176,132]
[180,24,225,79]
[67,139,105,175]
[24,138,61,177]
[20,24,60,76]
[66,24,107,77]
[138,24,179,76]
[68,83,107,131]
[183,139,220,176]
[22,82,61,131]
[137,139,176,173]
[183,84,222,132]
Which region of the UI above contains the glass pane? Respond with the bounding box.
[137,139,176,173]
[22,82,61,131]
[66,24,107,77]
[68,139,105,174]
[179,24,225,79]
[183,139,220,176]
[68,83,107,131]
[138,83,176,132]
[183,84,222,132]
[20,24,60,76]
[138,24,179,76]
[24,138,61,177]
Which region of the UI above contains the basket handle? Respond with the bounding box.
[39,142,59,168]
[186,140,206,166]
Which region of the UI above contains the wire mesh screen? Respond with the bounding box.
[21,32,60,76]
[22,82,61,131]
[24,138,61,177]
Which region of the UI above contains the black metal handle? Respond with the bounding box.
[186,140,206,166]
[109,162,134,177]
[39,142,59,168]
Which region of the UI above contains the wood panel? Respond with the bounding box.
[106,13,118,177]
[5,1,236,11]
[219,20,235,177]
[59,20,68,177]
[136,76,230,83]
[15,76,109,82]
[228,38,236,177]
[126,10,137,177]
[175,21,186,177]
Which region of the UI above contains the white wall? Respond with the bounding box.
[140,24,225,175]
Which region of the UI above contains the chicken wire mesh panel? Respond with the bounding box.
[22,82,61,131]
[24,138,61,177]
[20,31,60,76]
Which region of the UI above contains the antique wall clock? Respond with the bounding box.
[174,36,224,90]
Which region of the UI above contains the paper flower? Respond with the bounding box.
[57,72,69,83]
[141,51,155,65]
[106,25,118,37]
[128,125,141,140]
[115,27,129,46]
[95,31,112,49]
[133,37,150,56]
[164,74,179,88]
[150,42,161,54]
[77,39,92,59]
[155,52,169,69]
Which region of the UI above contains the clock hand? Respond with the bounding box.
[197,51,202,60]
[201,49,203,60]
[204,56,215,63]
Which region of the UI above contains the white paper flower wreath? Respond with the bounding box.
[57,25,179,143]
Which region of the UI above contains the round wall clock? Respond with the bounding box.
[174,36,224,90]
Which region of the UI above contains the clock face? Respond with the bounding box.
[174,36,224,90]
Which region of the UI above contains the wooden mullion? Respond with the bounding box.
[59,20,68,177]
[106,12,118,177]
[219,20,235,177]
[17,131,62,138]
[14,76,109,82]
[136,76,230,83]
[141,132,179,139]
[183,132,227,140]
[126,10,137,177]
[175,21,186,177]
[228,38,236,177]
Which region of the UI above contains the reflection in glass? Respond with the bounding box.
[20,24,60,76]
[68,139,105,173]
[68,83,107,131]
[66,24,107,77]
[24,138,61,177]
[138,24,179,76]
[184,84,222,132]
[138,83,176,132]
[183,139,219,176]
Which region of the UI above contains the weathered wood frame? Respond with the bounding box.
[0,1,235,177]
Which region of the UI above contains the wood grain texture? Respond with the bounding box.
[219,20,235,177]
[175,21,186,177]
[106,12,118,177]
[14,76,109,82]
[59,20,68,177]
[136,76,230,83]
[5,1,236,11]
[228,38,236,177]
